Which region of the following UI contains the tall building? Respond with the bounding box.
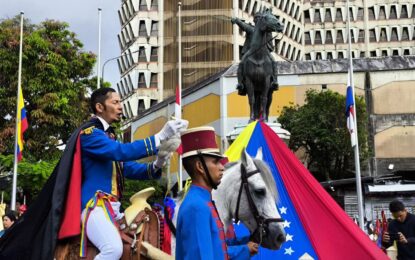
[117,0,415,120]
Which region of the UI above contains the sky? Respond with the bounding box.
[0,0,121,88]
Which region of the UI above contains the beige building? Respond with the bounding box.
[116,0,415,120]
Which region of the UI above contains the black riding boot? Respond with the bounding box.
[237,83,247,96]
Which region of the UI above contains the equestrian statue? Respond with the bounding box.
[231,9,284,122]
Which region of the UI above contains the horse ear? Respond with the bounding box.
[255,147,263,160]
[241,148,254,168]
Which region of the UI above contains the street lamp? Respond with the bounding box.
[101,49,141,84]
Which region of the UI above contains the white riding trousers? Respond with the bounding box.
[81,202,124,260]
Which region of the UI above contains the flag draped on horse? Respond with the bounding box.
[225,121,388,259]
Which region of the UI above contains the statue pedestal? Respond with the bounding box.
[227,121,290,144]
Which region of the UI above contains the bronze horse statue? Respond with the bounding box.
[236,9,284,122]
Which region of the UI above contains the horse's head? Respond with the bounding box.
[217,148,286,250]
[255,9,284,33]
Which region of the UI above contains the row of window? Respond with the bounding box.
[117,72,158,99]
[304,4,415,24]
[304,48,412,60]
[241,0,301,21]
[117,47,159,74]
[278,40,301,61]
[304,26,414,45]
[119,0,136,27]
[138,20,158,37]
[118,20,159,51]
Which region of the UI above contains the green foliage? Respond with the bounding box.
[279,89,369,181]
[0,154,57,204]
[0,16,97,161]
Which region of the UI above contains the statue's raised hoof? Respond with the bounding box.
[271,82,279,91]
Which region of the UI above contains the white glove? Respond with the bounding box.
[110,201,124,221]
[153,152,172,170]
[155,119,188,147]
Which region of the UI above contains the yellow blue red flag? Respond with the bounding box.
[17,88,28,161]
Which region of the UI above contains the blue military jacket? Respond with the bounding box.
[80,118,160,208]
[176,185,250,260]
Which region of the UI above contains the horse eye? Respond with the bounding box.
[254,188,266,197]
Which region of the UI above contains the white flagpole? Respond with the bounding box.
[177,1,183,191]
[347,0,364,231]
[97,8,102,89]
[12,12,25,211]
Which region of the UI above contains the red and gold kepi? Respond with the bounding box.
[181,126,225,159]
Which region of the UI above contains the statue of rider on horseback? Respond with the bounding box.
[231,9,284,122]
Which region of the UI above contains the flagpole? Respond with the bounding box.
[97,8,102,89]
[177,1,183,191]
[12,12,25,211]
[347,0,365,231]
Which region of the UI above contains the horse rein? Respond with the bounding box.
[234,163,284,245]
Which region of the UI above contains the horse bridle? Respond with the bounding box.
[234,162,284,244]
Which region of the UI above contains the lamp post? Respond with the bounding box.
[101,49,141,84]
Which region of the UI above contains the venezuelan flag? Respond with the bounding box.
[16,87,28,161]
[225,121,387,259]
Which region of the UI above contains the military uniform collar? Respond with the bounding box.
[96,116,110,131]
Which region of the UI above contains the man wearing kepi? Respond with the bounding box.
[176,126,257,260]
[0,87,188,260]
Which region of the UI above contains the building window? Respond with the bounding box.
[245,0,251,12]
[412,4,415,18]
[335,8,343,21]
[138,47,146,62]
[294,7,300,20]
[150,47,158,61]
[368,7,375,20]
[349,29,355,42]
[392,49,399,56]
[315,52,322,60]
[151,21,158,36]
[325,9,332,22]
[315,31,322,44]
[305,53,311,60]
[360,51,365,58]
[336,30,344,43]
[379,6,386,20]
[239,0,243,9]
[390,5,397,19]
[138,99,145,113]
[391,27,398,41]
[379,28,387,42]
[138,73,146,88]
[139,0,147,11]
[304,10,311,23]
[326,30,333,44]
[150,0,158,11]
[381,50,388,56]
[327,52,333,60]
[369,29,376,42]
[338,51,344,59]
[139,21,147,36]
[252,2,257,15]
[357,8,364,20]
[305,32,311,45]
[403,49,410,55]
[370,50,377,57]
[314,9,322,23]
[348,7,354,20]
[358,30,365,43]
[150,73,157,88]
[401,5,409,18]
[402,27,409,41]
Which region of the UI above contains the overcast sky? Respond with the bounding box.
[1,0,121,88]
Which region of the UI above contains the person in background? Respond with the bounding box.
[0,211,17,237]
[382,200,415,260]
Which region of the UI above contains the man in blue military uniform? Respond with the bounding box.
[176,126,258,260]
[77,87,188,259]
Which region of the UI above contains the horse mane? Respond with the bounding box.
[253,158,278,201]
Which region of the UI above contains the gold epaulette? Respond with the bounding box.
[82,126,95,135]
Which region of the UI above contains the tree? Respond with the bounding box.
[278,89,369,182]
[0,17,97,161]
